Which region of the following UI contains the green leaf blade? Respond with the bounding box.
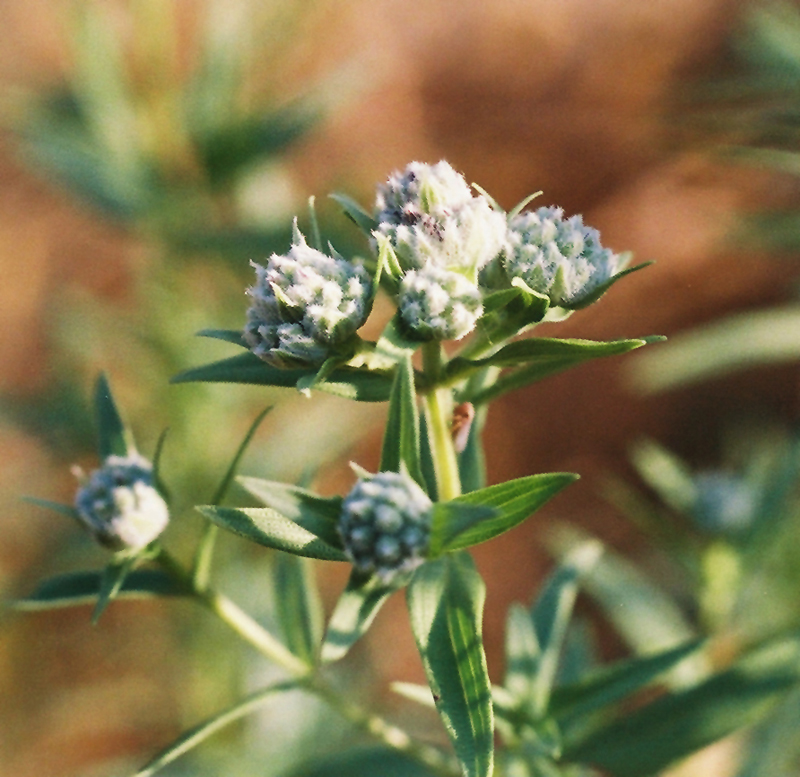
[407,554,494,777]
[443,473,578,552]
[94,373,133,457]
[274,555,324,665]
[197,506,348,561]
[321,571,394,663]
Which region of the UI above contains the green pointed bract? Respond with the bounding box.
[94,373,134,458]
[92,554,137,623]
[407,553,494,777]
[330,192,379,238]
[321,570,395,663]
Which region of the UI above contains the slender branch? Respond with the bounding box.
[422,342,461,501]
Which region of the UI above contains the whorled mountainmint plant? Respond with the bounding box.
[338,470,432,584]
[74,453,169,552]
[398,263,484,341]
[244,222,372,367]
[373,161,507,279]
[504,206,624,308]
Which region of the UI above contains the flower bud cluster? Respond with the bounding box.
[74,453,169,552]
[339,471,432,584]
[244,227,372,367]
[374,161,507,341]
[504,206,622,308]
[691,472,757,535]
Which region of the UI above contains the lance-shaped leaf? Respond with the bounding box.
[504,602,542,704]
[197,328,249,347]
[274,555,324,665]
[171,352,393,403]
[381,355,426,490]
[455,337,663,404]
[527,542,603,717]
[428,502,497,557]
[563,633,800,777]
[132,680,300,777]
[407,553,494,777]
[560,260,652,311]
[197,506,347,561]
[238,476,343,549]
[91,554,138,623]
[94,373,134,457]
[550,639,703,726]
[14,569,187,611]
[439,473,579,553]
[321,570,394,663]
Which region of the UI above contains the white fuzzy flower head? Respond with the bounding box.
[374,161,507,278]
[74,453,169,553]
[339,470,432,584]
[691,472,757,535]
[244,225,372,367]
[505,206,623,308]
[399,264,483,341]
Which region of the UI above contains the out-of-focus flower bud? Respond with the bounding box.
[398,264,483,341]
[504,206,623,308]
[691,472,757,535]
[374,161,507,278]
[339,470,432,584]
[74,453,169,552]
[244,224,372,367]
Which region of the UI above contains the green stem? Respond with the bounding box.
[422,342,461,502]
[157,549,457,777]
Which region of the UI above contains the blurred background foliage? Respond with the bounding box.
[6,0,800,776]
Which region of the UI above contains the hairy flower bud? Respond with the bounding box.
[691,472,757,535]
[339,471,432,584]
[374,161,507,277]
[244,225,372,367]
[74,453,169,552]
[399,264,483,341]
[504,206,622,308]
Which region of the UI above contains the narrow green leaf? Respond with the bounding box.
[458,337,661,404]
[197,506,348,561]
[428,502,497,557]
[330,192,379,236]
[196,328,248,347]
[442,473,579,552]
[132,680,299,777]
[321,571,394,663]
[23,497,80,521]
[529,542,603,716]
[94,373,133,457]
[407,554,494,777]
[457,404,488,494]
[564,634,800,777]
[237,476,343,549]
[92,555,136,623]
[504,602,541,703]
[288,746,440,777]
[14,569,186,611]
[551,640,703,726]
[171,352,393,402]
[380,355,426,490]
[274,555,324,665]
[562,260,652,311]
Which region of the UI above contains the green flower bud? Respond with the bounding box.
[339,471,432,584]
[504,206,623,308]
[244,224,372,367]
[374,161,507,278]
[74,454,169,552]
[398,264,483,341]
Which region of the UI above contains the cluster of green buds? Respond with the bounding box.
[73,453,169,553]
[244,221,372,367]
[339,470,432,583]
